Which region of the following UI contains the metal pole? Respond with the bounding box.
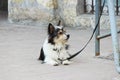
[84,0,87,13]
[97,30,120,39]
[95,0,101,56]
[108,0,120,73]
[116,0,119,15]
[91,0,94,14]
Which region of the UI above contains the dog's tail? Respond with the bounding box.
[38,48,45,61]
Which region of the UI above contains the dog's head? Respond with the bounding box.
[48,20,70,45]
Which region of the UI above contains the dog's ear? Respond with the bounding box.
[57,20,62,26]
[48,23,55,35]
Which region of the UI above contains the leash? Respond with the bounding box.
[58,0,105,61]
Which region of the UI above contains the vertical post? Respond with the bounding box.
[116,0,119,15]
[108,0,120,73]
[84,0,87,13]
[91,0,94,14]
[95,0,101,56]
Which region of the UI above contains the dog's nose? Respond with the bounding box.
[67,34,70,40]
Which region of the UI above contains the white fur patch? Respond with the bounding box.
[42,38,71,65]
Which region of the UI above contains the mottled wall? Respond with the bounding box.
[8,0,58,25]
[56,0,84,27]
[8,0,84,27]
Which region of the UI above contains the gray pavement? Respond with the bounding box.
[0,12,120,80]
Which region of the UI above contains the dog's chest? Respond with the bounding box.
[53,44,64,53]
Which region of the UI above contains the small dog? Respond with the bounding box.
[38,20,71,66]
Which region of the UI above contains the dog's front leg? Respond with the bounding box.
[60,50,72,65]
[44,57,59,66]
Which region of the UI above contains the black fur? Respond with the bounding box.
[48,27,63,45]
[48,23,56,45]
[48,23,55,35]
[65,44,70,50]
[57,20,61,26]
[48,35,55,45]
[38,48,45,61]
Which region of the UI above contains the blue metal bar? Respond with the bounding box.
[97,30,120,39]
[95,0,101,56]
[108,0,120,73]
[116,0,119,15]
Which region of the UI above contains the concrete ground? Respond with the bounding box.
[0,11,120,80]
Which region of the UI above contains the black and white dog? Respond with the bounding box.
[38,21,71,66]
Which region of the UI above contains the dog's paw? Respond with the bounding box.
[45,61,59,66]
[62,60,72,65]
[53,63,59,66]
[50,62,59,66]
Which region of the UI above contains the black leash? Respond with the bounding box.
[59,0,105,61]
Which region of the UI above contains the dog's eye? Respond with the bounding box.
[59,32,63,35]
